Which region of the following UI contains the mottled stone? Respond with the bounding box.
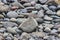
[19,17,38,32]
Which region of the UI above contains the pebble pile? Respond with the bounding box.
[0,0,60,40]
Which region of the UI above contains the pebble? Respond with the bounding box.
[11,2,24,8]
[32,32,45,38]
[51,29,57,34]
[7,27,17,33]
[46,10,54,14]
[44,27,51,32]
[10,18,17,22]
[20,32,31,40]
[35,18,43,23]
[0,5,9,12]
[55,0,60,4]
[34,4,42,9]
[7,11,18,18]
[31,11,38,14]
[56,10,60,16]
[23,3,31,7]
[19,17,38,32]
[58,28,60,32]
[0,14,4,18]
[48,5,56,11]
[37,10,44,17]
[39,0,48,3]
[3,22,18,27]
[44,15,53,20]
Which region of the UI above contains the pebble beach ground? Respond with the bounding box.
[0,0,60,40]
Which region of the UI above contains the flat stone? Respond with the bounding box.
[20,32,31,40]
[44,15,53,20]
[37,10,44,17]
[23,3,31,7]
[19,17,38,32]
[32,32,45,38]
[3,22,18,27]
[7,11,18,18]
[7,27,17,33]
[39,0,48,3]
[10,18,17,22]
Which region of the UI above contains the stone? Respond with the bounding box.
[34,4,42,9]
[44,15,53,20]
[3,22,18,27]
[58,28,60,32]
[7,27,17,33]
[39,0,48,3]
[29,37,35,40]
[5,36,12,40]
[37,10,44,17]
[31,11,38,14]
[43,23,54,28]
[20,32,31,40]
[14,37,18,40]
[35,18,43,23]
[32,32,45,37]
[0,5,9,12]
[0,36,4,40]
[56,10,60,16]
[19,17,38,32]
[11,2,24,8]
[7,11,18,18]
[46,10,54,14]
[0,28,6,33]
[44,27,51,32]
[23,3,31,7]
[0,14,4,18]
[55,0,60,4]
[42,5,49,10]
[38,24,43,29]
[0,2,4,6]
[16,18,27,23]
[10,18,17,22]
[48,5,56,11]
[51,29,57,34]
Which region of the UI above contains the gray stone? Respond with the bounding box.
[39,0,48,3]
[37,10,44,17]
[56,10,60,16]
[7,11,18,18]
[3,22,18,27]
[34,4,42,9]
[19,17,38,32]
[44,15,53,20]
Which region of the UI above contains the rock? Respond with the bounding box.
[44,21,51,24]
[48,5,56,11]
[51,29,57,34]
[29,37,35,40]
[3,22,18,27]
[0,14,4,18]
[4,18,9,21]
[14,37,18,40]
[16,18,27,24]
[56,10,60,16]
[55,0,60,4]
[7,27,17,33]
[34,4,42,9]
[0,36,4,40]
[20,32,31,40]
[10,18,17,22]
[37,10,44,17]
[19,17,38,32]
[0,28,6,33]
[46,10,54,14]
[0,2,4,6]
[35,18,43,23]
[32,32,45,38]
[38,24,43,29]
[44,27,51,32]
[7,11,18,18]
[23,3,31,7]
[44,15,53,20]
[31,11,38,14]
[43,23,54,28]
[42,5,49,10]
[58,28,60,32]
[0,5,9,12]
[39,0,48,3]
[5,36,12,40]
[11,2,24,8]
[43,36,49,39]
[31,1,36,6]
